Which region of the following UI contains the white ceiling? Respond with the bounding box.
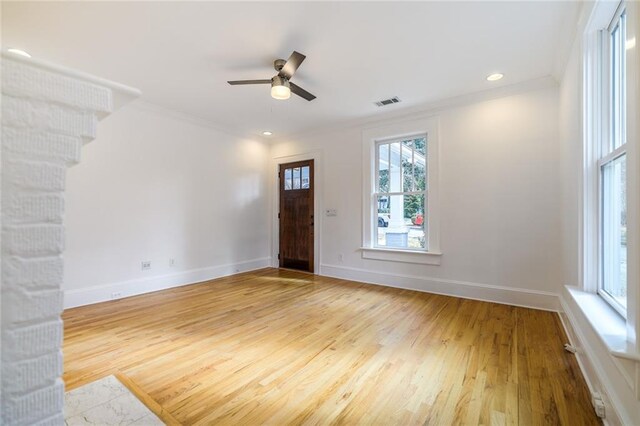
[2,1,577,138]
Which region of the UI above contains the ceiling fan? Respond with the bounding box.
[227,51,316,101]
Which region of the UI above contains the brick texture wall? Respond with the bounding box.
[1,57,113,425]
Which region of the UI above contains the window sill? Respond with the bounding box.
[566,286,640,362]
[360,247,442,265]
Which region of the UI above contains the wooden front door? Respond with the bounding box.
[279,160,314,272]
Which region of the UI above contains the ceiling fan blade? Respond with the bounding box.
[227,79,271,85]
[279,51,306,79]
[290,82,316,101]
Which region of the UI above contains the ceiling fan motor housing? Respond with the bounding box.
[274,59,286,72]
[271,75,290,88]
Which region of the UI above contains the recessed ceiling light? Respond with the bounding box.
[486,73,504,82]
[7,48,31,58]
[262,131,273,136]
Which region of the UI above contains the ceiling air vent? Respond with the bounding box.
[374,96,401,107]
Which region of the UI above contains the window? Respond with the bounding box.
[580,0,639,366]
[362,117,440,265]
[374,136,427,250]
[596,5,628,316]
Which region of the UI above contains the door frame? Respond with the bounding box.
[271,150,322,274]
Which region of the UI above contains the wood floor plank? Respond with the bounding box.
[63,268,599,425]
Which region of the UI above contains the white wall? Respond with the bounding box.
[63,103,271,307]
[559,37,582,290]
[270,85,562,309]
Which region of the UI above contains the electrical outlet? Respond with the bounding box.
[111,292,122,300]
[169,258,175,267]
[141,261,151,271]
[338,253,344,262]
[326,209,337,217]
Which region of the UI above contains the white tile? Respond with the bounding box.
[64,375,161,425]
[65,375,129,417]
[64,392,155,425]
[65,414,95,425]
[131,414,165,425]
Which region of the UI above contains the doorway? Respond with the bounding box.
[279,159,314,272]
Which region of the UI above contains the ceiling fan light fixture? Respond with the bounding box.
[271,76,291,100]
[271,85,290,100]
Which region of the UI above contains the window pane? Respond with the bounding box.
[376,194,425,250]
[414,137,426,157]
[611,12,627,150]
[293,167,301,189]
[402,140,414,191]
[378,144,389,192]
[284,168,292,190]
[601,154,626,310]
[611,22,620,151]
[414,138,426,191]
[602,12,626,155]
[405,194,426,249]
[389,142,401,192]
[301,166,310,189]
[376,194,397,247]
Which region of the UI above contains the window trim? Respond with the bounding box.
[579,0,640,375]
[361,117,441,265]
[584,0,629,318]
[373,134,428,252]
[599,5,628,318]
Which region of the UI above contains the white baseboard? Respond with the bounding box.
[558,292,627,426]
[319,263,560,311]
[63,257,271,309]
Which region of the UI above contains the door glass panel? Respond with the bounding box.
[284,168,292,190]
[293,167,301,189]
[601,154,627,310]
[301,166,310,189]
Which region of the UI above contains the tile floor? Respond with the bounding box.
[64,375,164,425]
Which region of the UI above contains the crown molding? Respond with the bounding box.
[126,99,266,141]
[279,75,559,142]
[95,73,557,145]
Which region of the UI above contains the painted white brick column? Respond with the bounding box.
[1,55,139,425]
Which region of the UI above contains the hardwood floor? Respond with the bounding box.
[63,268,599,425]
